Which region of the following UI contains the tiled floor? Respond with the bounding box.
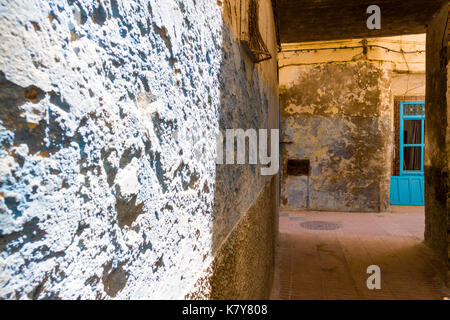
[271,206,448,300]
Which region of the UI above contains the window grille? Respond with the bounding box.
[240,0,272,63]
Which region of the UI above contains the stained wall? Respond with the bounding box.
[279,35,426,212]
[279,61,392,212]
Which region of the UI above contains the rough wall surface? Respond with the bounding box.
[425,3,449,269]
[0,0,278,299]
[210,177,275,299]
[212,0,278,254]
[187,177,276,299]
[186,0,279,299]
[280,62,392,212]
[391,73,426,97]
[0,0,222,300]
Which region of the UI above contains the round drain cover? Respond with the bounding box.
[300,221,341,230]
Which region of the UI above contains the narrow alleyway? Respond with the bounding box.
[1,0,449,301]
[271,207,448,300]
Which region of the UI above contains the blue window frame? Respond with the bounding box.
[399,101,425,176]
[390,101,425,206]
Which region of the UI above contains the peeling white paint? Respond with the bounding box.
[0,0,223,300]
[115,158,140,197]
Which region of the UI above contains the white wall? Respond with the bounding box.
[0,0,222,299]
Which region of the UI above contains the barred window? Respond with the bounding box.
[240,0,272,63]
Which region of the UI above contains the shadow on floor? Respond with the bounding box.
[271,208,448,300]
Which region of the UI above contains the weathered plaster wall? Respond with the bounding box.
[424,3,449,268]
[278,35,427,213]
[187,0,279,299]
[211,0,278,255]
[391,73,425,97]
[0,0,278,299]
[279,61,392,212]
[280,35,426,99]
[0,0,222,300]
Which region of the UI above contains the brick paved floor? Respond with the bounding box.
[271,206,448,300]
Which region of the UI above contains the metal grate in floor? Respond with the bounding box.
[300,221,341,230]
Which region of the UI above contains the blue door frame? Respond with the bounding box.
[390,101,425,205]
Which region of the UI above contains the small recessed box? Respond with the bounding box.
[287,159,310,176]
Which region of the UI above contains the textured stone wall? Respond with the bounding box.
[0,0,278,299]
[280,62,392,212]
[424,3,449,267]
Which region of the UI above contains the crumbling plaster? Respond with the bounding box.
[278,35,428,213]
[280,61,392,212]
[0,0,224,300]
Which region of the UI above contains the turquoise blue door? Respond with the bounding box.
[390,101,425,205]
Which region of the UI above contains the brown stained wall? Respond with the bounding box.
[186,177,276,299]
[447,1,450,278]
[280,62,392,212]
[209,177,276,299]
[424,3,449,266]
